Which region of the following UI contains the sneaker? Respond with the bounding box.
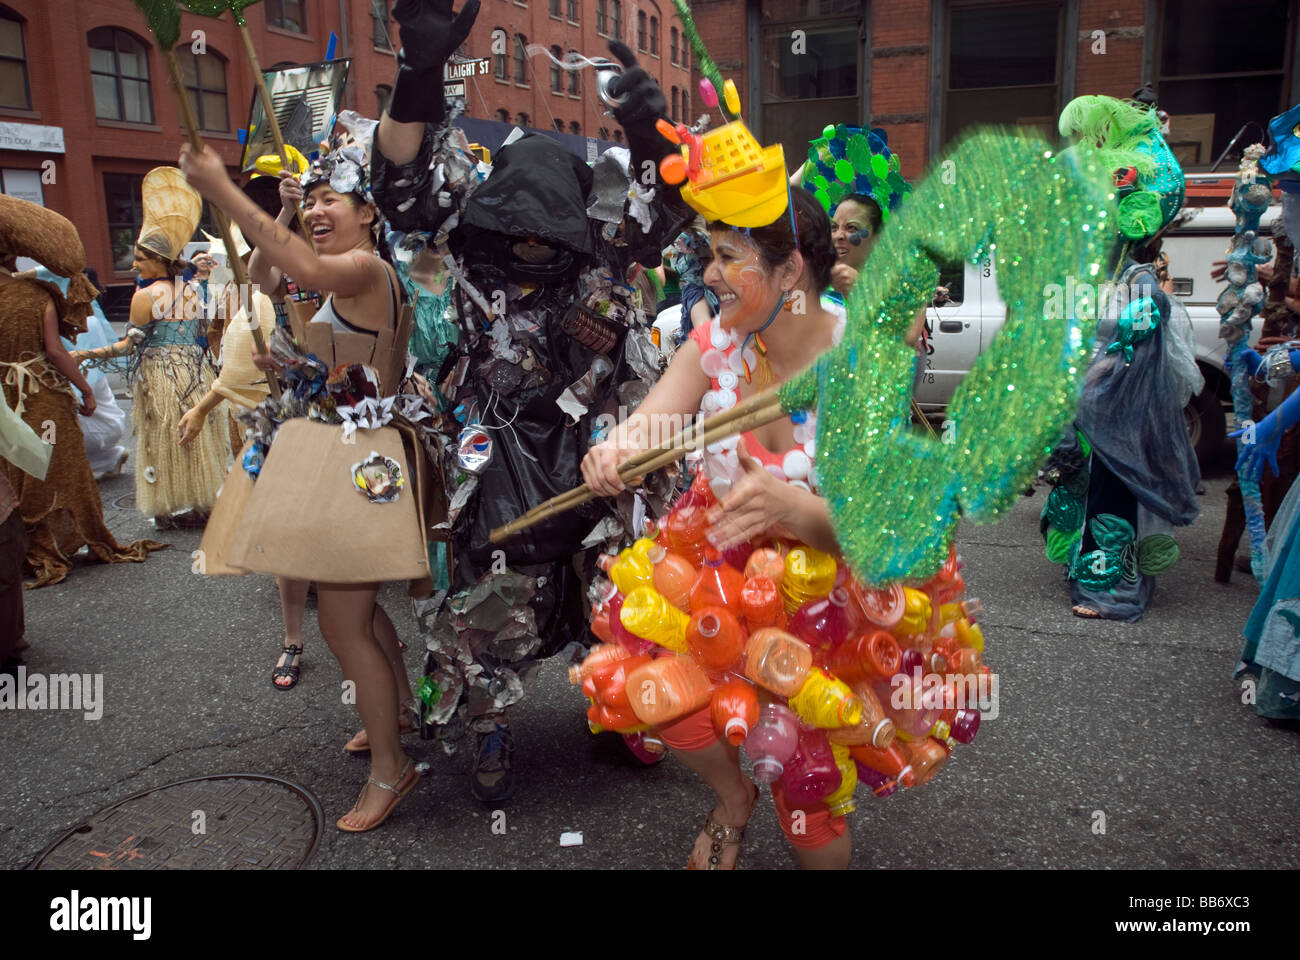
[471,721,516,803]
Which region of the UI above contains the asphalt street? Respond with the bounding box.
[4,396,1298,871]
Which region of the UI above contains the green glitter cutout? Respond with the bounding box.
[777,129,1113,585]
[130,0,183,47]
[181,0,263,26]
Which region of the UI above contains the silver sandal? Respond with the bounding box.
[698,817,746,870]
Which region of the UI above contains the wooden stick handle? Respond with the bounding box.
[236,24,315,252]
[489,399,789,543]
[505,392,783,526]
[164,49,281,401]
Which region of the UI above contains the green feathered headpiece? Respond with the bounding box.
[1059,95,1184,240]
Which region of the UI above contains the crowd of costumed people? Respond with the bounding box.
[20,0,1300,871]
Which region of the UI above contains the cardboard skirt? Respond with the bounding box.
[199,418,430,583]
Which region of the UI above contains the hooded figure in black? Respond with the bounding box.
[371,0,689,802]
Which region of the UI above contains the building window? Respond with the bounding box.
[637,11,646,50]
[670,26,678,64]
[496,107,509,122]
[376,84,392,116]
[549,0,560,16]
[569,121,580,135]
[554,117,564,131]
[682,90,690,120]
[650,16,659,55]
[1157,0,1293,169]
[104,172,144,273]
[598,126,609,140]
[567,0,578,22]
[568,51,580,94]
[551,45,563,92]
[0,7,30,110]
[89,27,153,124]
[176,46,228,132]
[613,128,623,143]
[515,112,530,126]
[671,85,678,120]
[597,0,607,35]
[371,0,393,50]
[611,1,622,41]
[266,0,306,33]
[682,38,688,71]
[514,34,527,84]
[943,1,1063,145]
[494,28,507,79]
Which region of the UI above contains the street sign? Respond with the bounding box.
[444,80,466,99]
[444,59,490,81]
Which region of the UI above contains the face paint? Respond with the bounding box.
[705,229,783,332]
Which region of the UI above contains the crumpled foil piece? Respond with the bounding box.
[623,325,663,382]
[581,514,625,549]
[588,151,632,224]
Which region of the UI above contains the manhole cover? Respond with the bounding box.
[113,493,136,509]
[29,774,322,870]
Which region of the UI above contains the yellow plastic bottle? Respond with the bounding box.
[619,585,691,653]
[788,667,864,728]
[605,538,658,596]
[894,587,933,637]
[824,743,858,818]
[780,545,838,614]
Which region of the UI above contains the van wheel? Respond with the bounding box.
[1184,384,1225,467]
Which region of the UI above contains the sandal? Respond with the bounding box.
[692,817,747,871]
[272,644,303,690]
[336,759,419,833]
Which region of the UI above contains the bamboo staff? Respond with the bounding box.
[158,48,281,401]
[489,389,784,543]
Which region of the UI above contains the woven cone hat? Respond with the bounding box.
[137,167,202,262]
[0,193,96,335]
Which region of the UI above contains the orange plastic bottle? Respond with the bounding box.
[585,654,652,732]
[689,548,745,614]
[619,586,691,653]
[686,606,746,673]
[589,607,614,645]
[900,737,949,786]
[710,678,760,745]
[568,642,630,685]
[666,503,709,566]
[829,683,896,749]
[828,630,902,687]
[649,543,697,612]
[848,741,916,789]
[628,656,715,726]
[741,575,786,629]
[744,546,787,581]
[788,667,864,728]
[742,627,814,697]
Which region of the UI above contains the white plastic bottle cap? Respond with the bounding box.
[710,325,730,350]
[700,348,727,378]
[782,449,812,481]
[716,389,738,410]
[717,370,739,390]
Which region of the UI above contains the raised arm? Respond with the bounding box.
[178,145,381,299]
[40,295,93,415]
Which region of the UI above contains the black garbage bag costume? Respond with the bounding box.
[371,0,690,747]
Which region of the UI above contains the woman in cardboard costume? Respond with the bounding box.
[369,0,691,803]
[0,194,167,587]
[75,168,231,527]
[181,117,430,833]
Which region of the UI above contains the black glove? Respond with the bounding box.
[388,0,482,125]
[606,41,674,168]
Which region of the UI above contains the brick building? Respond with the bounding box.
[689,0,1300,184]
[0,0,689,314]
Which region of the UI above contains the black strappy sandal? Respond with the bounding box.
[272,643,303,690]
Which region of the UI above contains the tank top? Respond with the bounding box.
[309,262,400,336]
[688,318,839,494]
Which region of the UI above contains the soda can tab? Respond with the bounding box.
[458,425,493,474]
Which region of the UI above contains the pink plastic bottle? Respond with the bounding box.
[689,547,745,614]
[787,586,850,662]
[606,592,653,655]
[743,703,800,784]
[778,726,842,808]
[876,670,941,741]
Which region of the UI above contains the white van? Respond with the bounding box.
[915,199,1279,466]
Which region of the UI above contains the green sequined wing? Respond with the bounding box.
[780,129,1113,585]
[181,0,263,22]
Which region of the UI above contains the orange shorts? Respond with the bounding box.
[656,706,849,850]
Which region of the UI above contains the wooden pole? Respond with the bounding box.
[163,48,281,401]
[235,23,315,251]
